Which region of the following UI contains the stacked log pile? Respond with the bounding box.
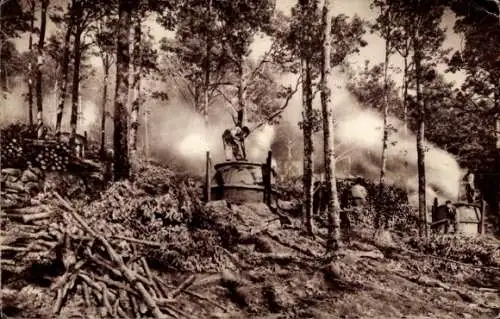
[1,123,95,175]
[3,138,72,172]
[25,139,72,172]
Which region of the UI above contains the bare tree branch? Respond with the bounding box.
[249,74,302,134]
[207,90,237,125]
[215,87,236,108]
[243,41,278,93]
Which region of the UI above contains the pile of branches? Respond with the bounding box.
[276,176,408,207]
[84,181,193,236]
[276,176,413,230]
[68,162,235,273]
[82,179,235,273]
[2,192,223,318]
[1,206,62,287]
[83,160,203,231]
[50,194,193,318]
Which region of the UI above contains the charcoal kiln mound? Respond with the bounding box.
[210,161,278,204]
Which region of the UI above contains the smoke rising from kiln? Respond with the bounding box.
[146,98,276,172]
[1,70,464,207]
[275,69,464,206]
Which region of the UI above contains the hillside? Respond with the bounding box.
[1,163,499,319]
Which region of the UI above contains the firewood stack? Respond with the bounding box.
[3,137,72,174]
[23,139,72,172]
[1,193,216,319]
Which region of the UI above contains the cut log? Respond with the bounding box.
[170,275,196,299]
[82,281,90,307]
[102,285,114,317]
[92,274,140,297]
[22,212,53,223]
[112,235,161,248]
[1,245,27,252]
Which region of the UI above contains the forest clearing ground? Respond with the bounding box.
[167,221,500,319]
[251,224,499,318]
[1,162,499,318]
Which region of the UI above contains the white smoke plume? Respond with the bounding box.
[275,69,464,207]
[146,97,276,173]
[334,93,463,205]
[1,70,464,208]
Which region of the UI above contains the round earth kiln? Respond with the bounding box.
[210,161,278,204]
[455,203,481,237]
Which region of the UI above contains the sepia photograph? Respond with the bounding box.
[0,0,499,317]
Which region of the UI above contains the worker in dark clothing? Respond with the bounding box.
[222,126,250,161]
[463,169,476,203]
[432,200,457,234]
[262,160,278,205]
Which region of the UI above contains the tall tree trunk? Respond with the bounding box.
[495,92,500,149]
[100,62,109,158]
[114,0,132,180]
[203,0,212,129]
[377,19,391,229]
[143,101,149,159]
[194,85,200,113]
[27,0,35,126]
[237,57,246,127]
[379,37,390,187]
[302,58,315,237]
[0,19,5,93]
[321,0,340,250]
[414,39,427,238]
[70,24,83,145]
[55,6,74,137]
[129,16,141,155]
[494,93,500,232]
[287,140,293,178]
[36,0,49,139]
[402,54,409,168]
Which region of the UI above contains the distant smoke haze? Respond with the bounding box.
[1,68,463,208]
[274,69,463,206]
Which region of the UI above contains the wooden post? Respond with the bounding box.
[431,197,438,223]
[83,131,88,158]
[480,194,486,235]
[205,151,211,202]
[264,151,272,205]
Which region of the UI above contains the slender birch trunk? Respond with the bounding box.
[321,0,341,250]
[36,0,49,139]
